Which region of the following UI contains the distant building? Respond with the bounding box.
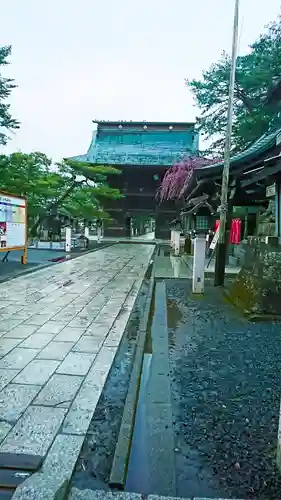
[70,120,199,238]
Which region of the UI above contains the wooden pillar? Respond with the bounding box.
[275,183,281,242]
[243,210,248,239]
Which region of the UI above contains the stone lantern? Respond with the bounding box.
[181,200,216,254]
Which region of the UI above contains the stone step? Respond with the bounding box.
[68,488,244,500]
[228,254,239,266]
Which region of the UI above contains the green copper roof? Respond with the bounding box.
[70,121,199,167]
[198,127,281,178]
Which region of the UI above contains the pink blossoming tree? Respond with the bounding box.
[157,156,219,202]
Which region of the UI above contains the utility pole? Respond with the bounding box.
[214,0,240,286]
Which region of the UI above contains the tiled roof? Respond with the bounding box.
[198,127,281,177]
[70,122,199,167]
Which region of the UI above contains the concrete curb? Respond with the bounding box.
[109,256,156,488]
[68,487,245,499]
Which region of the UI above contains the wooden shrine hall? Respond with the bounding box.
[70,120,200,239]
[181,127,281,241]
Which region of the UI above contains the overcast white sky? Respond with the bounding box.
[1,0,281,160]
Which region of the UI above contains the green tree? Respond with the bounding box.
[47,159,122,228]
[0,152,55,217]
[0,152,122,235]
[186,16,281,154]
[0,46,19,145]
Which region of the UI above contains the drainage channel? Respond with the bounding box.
[69,251,156,495]
[68,250,281,500]
[125,279,176,497]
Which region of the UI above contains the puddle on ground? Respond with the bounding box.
[166,298,183,330]
[154,245,191,279]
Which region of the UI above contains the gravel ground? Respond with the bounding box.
[166,279,281,500]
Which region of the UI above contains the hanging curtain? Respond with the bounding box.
[229,218,241,244]
[214,218,241,244]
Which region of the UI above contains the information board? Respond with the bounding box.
[0,192,27,250]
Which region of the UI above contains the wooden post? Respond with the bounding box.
[21,247,27,265]
[214,0,239,286]
[243,210,248,239]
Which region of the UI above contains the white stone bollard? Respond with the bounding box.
[97,226,102,243]
[65,226,71,253]
[192,236,206,294]
[170,255,181,277]
[174,230,181,256]
[170,230,175,248]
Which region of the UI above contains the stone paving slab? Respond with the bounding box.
[68,490,244,500]
[0,244,154,500]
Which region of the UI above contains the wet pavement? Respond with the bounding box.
[154,247,192,278]
[68,249,281,500]
[71,273,151,492]
[0,244,154,499]
[5,244,281,500]
[0,244,112,283]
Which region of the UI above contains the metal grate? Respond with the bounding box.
[195,216,209,230]
[0,453,42,499]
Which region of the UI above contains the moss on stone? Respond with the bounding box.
[228,241,281,316]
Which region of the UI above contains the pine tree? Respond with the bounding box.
[0,46,19,145]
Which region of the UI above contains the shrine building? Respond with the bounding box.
[70,120,199,238]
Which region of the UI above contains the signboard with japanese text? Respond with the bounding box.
[209,226,219,251]
[0,192,27,251]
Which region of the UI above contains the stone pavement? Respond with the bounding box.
[0,244,154,499]
[69,489,243,500]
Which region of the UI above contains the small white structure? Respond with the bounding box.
[84,226,89,238]
[65,226,71,252]
[170,220,182,256]
[170,254,181,277]
[97,226,102,243]
[170,229,175,249]
[192,235,206,294]
[174,230,181,256]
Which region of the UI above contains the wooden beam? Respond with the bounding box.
[185,180,205,202]
[241,161,281,187]
[186,193,209,206]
